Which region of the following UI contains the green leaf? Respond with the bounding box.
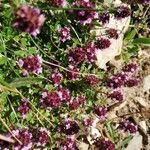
[106,121,118,141]
[122,52,130,63]
[14,50,27,57]
[121,136,133,148]
[125,28,137,41]
[10,112,16,123]
[0,55,7,65]
[10,77,44,87]
[28,47,37,55]
[133,38,150,45]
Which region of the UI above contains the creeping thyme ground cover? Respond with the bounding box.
[0,0,150,149]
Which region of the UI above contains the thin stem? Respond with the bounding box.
[7,97,19,123]
[16,91,54,127]
[43,60,100,77]
[0,116,22,145]
[29,36,60,63]
[63,11,82,44]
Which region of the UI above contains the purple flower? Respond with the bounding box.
[18,55,42,76]
[41,91,61,108]
[17,99,30,118]
[94,106,107,120]
[99,11,110,24]
[122,63,137,73]
[12,129,33,150]
[57,87,71,102]
[0,141,9,149]
[106,28,119,39]
[59,26,71,42]
[94,138,115,150]
[51,72,63,86]
[77,11,98,25]
[60,138,78,150]
[69,99,81,110]
[107,74,125,89]
[69,47,86,65]
[114,6,131,19]
[13,5,45,36]
[83,42,97,63]
[34,128,49,147]
[85,75,100,86]
[67,65,80,80]
[73,0,98,25]
[124,78,140,87]
[141,0,150,4]
[69,95,86,110]
[119,120,138,134]
[48,0,67,7]
[108,90,123,102]
[95,38,111,50]
[82,117,93,126]
[59,119,80,135]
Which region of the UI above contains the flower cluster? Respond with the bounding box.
[124,78,140,87]
[95,37,111,50]
[69,95,86,110]
[85,75,100,86]
[107,63,139,89]
[4,1,146,150]
[108,90,123,102]
[50,72,63,86]
[60,138,78,150]
[69,42,97,65]
[122,63,137,73]
[106,28,119,39]
[82,117,93,126]
[3,128,49,149]
[34,128,49,147]
[17,99,30,118]
[83,42,97,63]
[99,11,110,24]
[57,87,71,102]
[69,47,86,65]
[18,55,42,76]
[72,0,98,25]
[119,120,138,134]
[41,88,86,109]
[12,129,33,150]
[107,63,139,101]
[59,119,80,135]
[107,72,127,89]
[47,0,67,7]
[13,5,45,36]
[94,138,115,150]
[58,26,71,42]
[94,106,107,120]
[114,6,131,19]
[41,91,61,108]
[67,65,80,80]
[141,0,150,4]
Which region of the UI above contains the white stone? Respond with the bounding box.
[125,133,143,150]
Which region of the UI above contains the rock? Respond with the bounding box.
[139,121,147,133]
[135,97,148,107]
[91,0,130,69]
[87,126,101,144]
[125,133,143,150]
[143,75,150,92]
[78,142,89,150]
